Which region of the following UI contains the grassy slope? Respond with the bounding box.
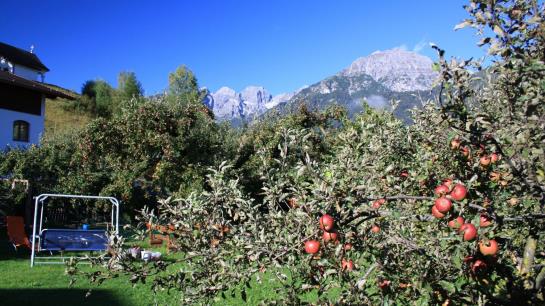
[42,85,93,136]
[44,99,93,137]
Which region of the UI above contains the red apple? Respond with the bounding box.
[343,243,353,251]
[399,283,411,289]
[490,172,501,181]
[448,216,465,229]
[471,259,487,273]
[304,240,320,254]
[442,178,454,188]
[319,214,334,231]
[435,197,452,213]
[378,279,391,289]
[371,224,380,233]
[490,153,500,163]
[288,197,298,208]
[479,239,499,256]
[341,259,355,271]
[322,231,338,243]
[372,199,386,209]
[450,184,468,201]
[434,184,450,196]
[431,205,446,218]
[479,214,492,227]
[461,146,471,158]
[460,223,478,241]
[480,155,491,167]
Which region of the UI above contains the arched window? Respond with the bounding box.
[13,120,30,142]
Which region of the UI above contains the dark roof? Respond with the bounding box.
[42,82,80,99]
[0,70,74,100]
[0,42,49,72]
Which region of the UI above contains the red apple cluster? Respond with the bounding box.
[451,136,501,168]
[304,214,355,272]
[431,179,467,218]
[431,178,499,273]
[479,152,500,168]
[464,243,499,275]
[431,180,483,241]
[369,199,385,234]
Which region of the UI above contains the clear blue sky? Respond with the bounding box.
[1,0,485,96]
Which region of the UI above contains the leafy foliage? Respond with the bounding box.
[167,65,199,100]
[61,71,143,119]
[0,180,27,218]
[1,96,232,218]
[117,71,144,102]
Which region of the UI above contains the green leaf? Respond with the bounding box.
[453,252,462,269]
[440,280,456,293]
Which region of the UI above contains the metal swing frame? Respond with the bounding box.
[30,193,120,267]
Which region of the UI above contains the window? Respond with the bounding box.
[13,120,29,142]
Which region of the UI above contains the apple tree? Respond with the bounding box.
[68,0,544,304]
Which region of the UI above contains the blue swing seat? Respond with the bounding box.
[40,229,108,251]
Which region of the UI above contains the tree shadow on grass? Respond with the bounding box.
[0,288,124,306]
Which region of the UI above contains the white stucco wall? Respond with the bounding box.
[13,64,41,81]
[0,98,45,150]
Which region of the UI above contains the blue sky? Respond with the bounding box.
[1,0,485,96]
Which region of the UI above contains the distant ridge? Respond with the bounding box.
[206,48,438,122]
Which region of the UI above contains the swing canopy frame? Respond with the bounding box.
[30,193,120,267]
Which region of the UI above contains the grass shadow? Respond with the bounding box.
[0,288,124,306]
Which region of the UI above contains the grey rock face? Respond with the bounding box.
[341,48,437,92]
[207,86,293,120]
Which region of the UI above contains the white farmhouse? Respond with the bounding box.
[0,41,73,149]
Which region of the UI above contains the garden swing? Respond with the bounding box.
[30,194,120,267]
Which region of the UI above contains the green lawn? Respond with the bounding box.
[0,229,179,305]
[0,229,286,306]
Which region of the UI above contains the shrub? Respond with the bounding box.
[1,96,234,218]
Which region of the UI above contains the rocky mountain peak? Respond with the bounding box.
[206,86,292,120]
[341,48,437,92]
[239,86,271,117]
[216,86,237,96]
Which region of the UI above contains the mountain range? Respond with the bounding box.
[203,48,438,122]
